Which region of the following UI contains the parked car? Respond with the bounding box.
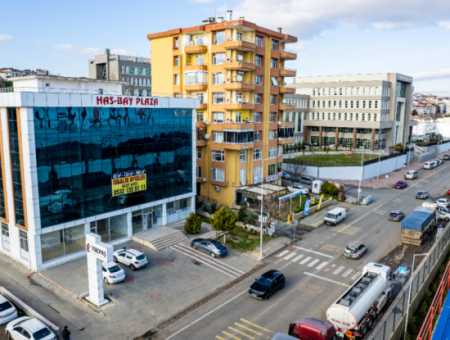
[0,294,17,325]
[360,195,373,205]
[102,262,126,284]
[249,270,285,300]
[298,176,314,186]
[436,199,450,208]
[405,170,418,180]
[113,247,147,271]
[448,189,450,195]
[287,185,309,194]
[191,239,228,258]
[416,191,430,199]
[6,317,56,340]
[424,162,435,169]
[288,317,337,340]
[444,154,450,160]
[394,181,408,189]
[344,243,367,259]
[389,210,405,221]
[431,161,438,168]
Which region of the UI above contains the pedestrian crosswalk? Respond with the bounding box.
[278,249,362,281]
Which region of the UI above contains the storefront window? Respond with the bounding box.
[19,230,29,261]
[41,230,64,262]
[110,214,128,241]
[132,213,143,234]
[64,225,85,255]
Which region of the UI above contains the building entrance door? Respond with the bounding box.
[143,213,152,230]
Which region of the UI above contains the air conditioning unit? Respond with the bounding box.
[214,186,220,192]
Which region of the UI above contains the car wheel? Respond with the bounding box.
[359,324,367,337]
[192,245,197,250]
[446,217,449,221]
[7,332,12,340]
[211,252,216,258]
[280,283,285,290]
[265,292,271,300]
[113,256,118,263]
[367,316,374,330]
[104,277,109,284]
[130,264,136,271]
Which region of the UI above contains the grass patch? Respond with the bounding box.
[284,153,378,166]
[225,226,279,252]
[197,214,213,225]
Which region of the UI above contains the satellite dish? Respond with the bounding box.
[278,121,282,125]
[204,134,210,140]
[202,177,207,182]
[204,119,210,125]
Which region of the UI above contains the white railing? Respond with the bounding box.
[226,37,255,44]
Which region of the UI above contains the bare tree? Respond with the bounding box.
[250,194,290,229]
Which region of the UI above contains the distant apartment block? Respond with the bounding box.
[291,73,415,150]
[413,105,437,117]
[88,49,151,96]
[0,68,50,80]
[282,93,309,144]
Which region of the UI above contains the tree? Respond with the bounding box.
[412,109,418,116]
[244,210,256,225]
[250,194,290,229]
[212,206,237,232]
[184,212,202,234]
[395,143,404,151]
[238,204,249,222]
[210,202,217,214]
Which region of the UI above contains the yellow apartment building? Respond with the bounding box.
[147,11,297,207]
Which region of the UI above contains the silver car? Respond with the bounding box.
[191,239,228,258]
[344,243,367,259]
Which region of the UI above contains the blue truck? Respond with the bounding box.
[401,207,437,245]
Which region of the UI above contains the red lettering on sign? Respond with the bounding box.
[123,98,129,105]
[104,97,109,104]
[149,98,153,105]
[136,98,141,105]
[154,98,158,106]
[97,97,102,105]
[117,97,122,105]
[110,96,114,103]
[144,98,149,105]
[129,98,134,105]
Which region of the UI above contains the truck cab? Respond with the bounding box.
[289,317,336,340]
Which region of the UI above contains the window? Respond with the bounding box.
[196,55,204,65]
[196,166,201,178]
[240,151,246,162]
[214,31,225,45]
[224,131,254,143]
[212,150,225,162]
[328,113,331,120]
[145,68,151,76]
[121,66,126,73]
[355,113,359,121]
[237,32,243,41]
[362,113,365,121]
[212,73,225,85]
[333,101,336,108]
[368,100,372,109]
[368,114,371,121]
[374,114,377,121]
[213,93,225,104]
[137,68,143,75]
[270,77,278,87]
[255,74,263,86]
[213,53,226,65]
[278,146,283,156]
[312,101,315,108]
[255,55,262,66]
[271,58,277,68]
[269,130,275,140]
[269,147,276,158]
[197,111,204,122]
[356,101,359,109]
[313,89,316,96]
[268,164,276,176]
[256,35,263,47]
[211,168,225,182]
[254,131,261,141]
[271,40,277,50]
[254,112,261,122]
[174,74,179,85]
[213,112,224,123]
[363,100,366,109]
[197,147,202,159]
[328,101,331,108]
[254,167,262,183]
[255,94,262,104]
[128,67,135,75]
[254,149,262,160]
[213,131,224,142]
[240,169,246,184]
[174,37,179,48]
[270,95,276,105]
[270,113,275,122]
[375,101,378,109]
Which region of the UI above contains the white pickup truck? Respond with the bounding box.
[422,202,450,221]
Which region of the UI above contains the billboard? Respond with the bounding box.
[112,169,147,197]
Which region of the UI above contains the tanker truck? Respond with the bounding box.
[326,263,393,339]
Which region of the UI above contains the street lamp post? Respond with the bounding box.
[260,158,272,261]
[404,253,430,339]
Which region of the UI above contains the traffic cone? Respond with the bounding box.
[278,254,280,259]
[290,247,292,252]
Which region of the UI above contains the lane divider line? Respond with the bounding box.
[294,246,333,259]
[308,259,320,267]
[304,272,351,287]
[316,261,328,270]
[300,256,312,265]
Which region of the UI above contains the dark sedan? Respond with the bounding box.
[389,210,405,222]
[191,239,227,258]
[416,191,430,199]
[394,181,408,189]
[249,270,285,300]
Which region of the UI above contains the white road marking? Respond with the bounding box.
[295,247,333,259]
[300,256,312,265]
[308,259,320,267]
[316,261,328,270]
[304,272,351,287]
[342,269,353,277]
[278,250,289,257]
[283,252,297,260]
[291,255,304,263]
[333,266,345,275]
[351,272,361,280]
[324,264,336,272]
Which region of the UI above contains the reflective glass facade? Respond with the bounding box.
[33,107,193,228]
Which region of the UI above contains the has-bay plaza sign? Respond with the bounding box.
[96,96,159,106]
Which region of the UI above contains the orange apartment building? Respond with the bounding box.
[147,11,297,207]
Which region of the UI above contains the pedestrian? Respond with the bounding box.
[62,326,71,340]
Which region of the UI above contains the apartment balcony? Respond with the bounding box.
[223,59,256,71]
[279,85,296,94]
[279,67,297,77]
[278,138,295,145]
[223,142,255,150]
[224,38,256,51]
[279,121,295,128]
[198,103,208,110]
[185,82,208,92]
[196,128,208,147]
[185,63,208,71]
[224,101,256,110]
[196,121,207,128]
[223,80,256,91]
[185,44,208,54]
[280,50,297,60]
[279,104,295,110]
[213,120,255,130]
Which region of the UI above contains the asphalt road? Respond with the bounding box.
[154,162,450,340]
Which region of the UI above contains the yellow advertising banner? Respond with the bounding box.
[112,169,146,197]
[318,194,324,210]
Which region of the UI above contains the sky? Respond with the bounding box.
[1,0,450,95]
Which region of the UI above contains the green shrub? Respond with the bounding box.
[244,210,256,225]
[184,212,202,234]
[210,202,217,214]
[237,204,248,222]
[212,206,237,232]
[396,143,404,151]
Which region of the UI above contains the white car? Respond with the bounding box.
[113,248,148,271]
[0,294,17,325]
[287,185,309,194]
[436,199,450,208]
[6,317,56,340]
[436,158,444,165]
[102,262,126,284]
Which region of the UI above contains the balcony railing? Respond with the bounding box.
[184,80,208,85]
[226,100,255,105]
[226,79,255,85]
[223,119,256,125]
[279,67,297,72]
[186,62,208,66]
[226,59,255,65]
[226,37,255,44]
[185,40,207,47]
[280,49,297,55]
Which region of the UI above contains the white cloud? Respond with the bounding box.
[290,42,306,51]
[191,0,214,2]
[0,34,12,41]
[232,0,450,38]
[438,21,450,29]
[54,44,143,57]
[411,69,450,81]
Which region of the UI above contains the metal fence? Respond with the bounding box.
[368,226,450,340]
[363,149,414,165]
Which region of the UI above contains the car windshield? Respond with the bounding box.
[325,213,336,219]
[256,277,272,286]
[418,192,425,195]
[33,327,52,340]
[390,212,398,218]
[108,265,121,273]
[0,301,13,311]
[209,240,223,248]
[345,246,356,253]
[136,254,146,260]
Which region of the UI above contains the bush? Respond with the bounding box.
[396,143,404,151]
[244,210,256,225]
[212,206,237,232]
[237,204,248,222]
[321,181,339,195]
[210,202,217,214]
[184,213,202,234]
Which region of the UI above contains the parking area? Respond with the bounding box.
[39,238,260,337]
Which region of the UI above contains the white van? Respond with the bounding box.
[324,207,346,226]
[424,162,434,169]
[405,170,418,180]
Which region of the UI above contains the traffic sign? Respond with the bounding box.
[399,267,407,275]
[381,150,384,154]
[357,188,361,193]
[386,148,389,151]
[304,199,311,216]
